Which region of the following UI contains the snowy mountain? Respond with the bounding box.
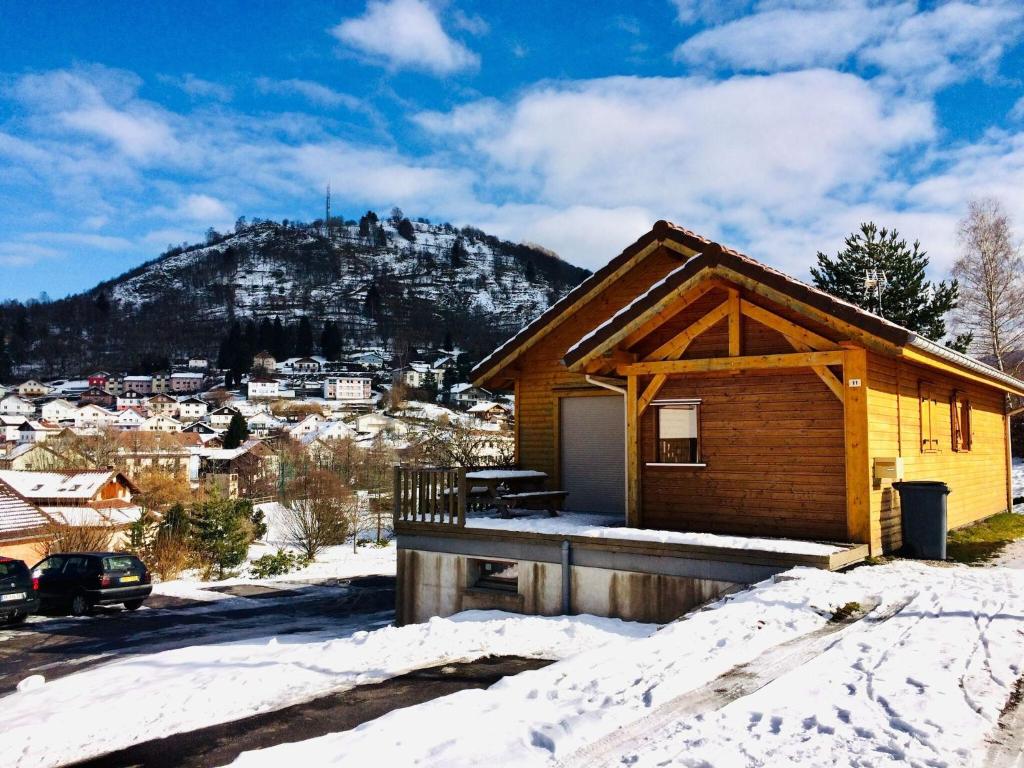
[1,216,588,376]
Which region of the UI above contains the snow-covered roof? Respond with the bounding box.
[0,481,51,539]
[0,470,126,501]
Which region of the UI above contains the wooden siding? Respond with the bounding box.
[515,245,685,482]
[641,371,847,540]
[867,353,1009,550]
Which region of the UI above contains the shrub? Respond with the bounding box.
[249,549,311,578]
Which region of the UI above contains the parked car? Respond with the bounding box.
[0,557,39,625]
[32,552,152,616]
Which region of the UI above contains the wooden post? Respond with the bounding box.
[1005,411,1014,514]
[843,347,876,551]
[626,374,641,527]
[392,464,401,526]
[728,288,741,357]
[457,467,467,527]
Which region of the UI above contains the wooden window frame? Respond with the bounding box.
[648,399,705,467]
[918,380,940,453]
[950,389,973,452]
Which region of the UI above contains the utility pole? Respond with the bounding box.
[324,183,332,237]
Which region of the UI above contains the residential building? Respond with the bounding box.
[0,396,34,417]
[17,380,51,398]
[115,407,147,431]
[188,357,209,370]
[395,220,1024,626]
[116,391,147,411]
[252,350,276,373]
[140,414,182,433]
[170,372,204,393]
[145,393,178,418]
[40,399,77,424]
[123,375,153,395]
[151,373,171,394]
[87,371,110,389]
[0,480,52,562]
[78,386,116,408]
[0,469,141,532]
[74,404,116,429]
[176,396,208,422]
[449,383,491,408]
[209,406,241,429]
[324,375,373,401]
[247,377,280,399]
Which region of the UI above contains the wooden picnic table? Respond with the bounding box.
[464,469,548,498]
[464,469,569,517]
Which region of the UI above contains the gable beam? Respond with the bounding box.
[738,299,840,351]
[783,336,844,402]
[637,374,667,417]
[728,288,741,356]
[618,350,846,376]
[619,280,723,351]
[645,301,730,362]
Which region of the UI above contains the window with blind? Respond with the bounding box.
[951,390,972,452]
[653,401,702,465]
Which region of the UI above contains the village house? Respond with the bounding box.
[402,361,447,390]
[140,414,182,433]
[1,415,27,443]
[74,404,116,430]
[87,371,110,389]
[324,375,373,401]
[393,221,1024,626]
[115,407,147,431]
[79,385,117,408]
[40,399,77,424]
[0,469,142,537]
[103,375,124,396]
[122,375,153,395]
[116,391,147,411]
[0,395,35,417]
[449,383,491,408]
[209,405,241,430]
[280,356,327,374]
[468,401,513,426]
[246,411,283,438]
[15,420,58,444]
[247,376,281,399]
[252,350,277,373]
[198,440,276,498]
[170,371,204,393]
[0,481,52,562]
[181,421,221,443]
[114,432,201,482]
[176,396,208,422]
[17,380,51,398]
[188,357,209,370]
[151,373,171,394]
[145,393,178,418]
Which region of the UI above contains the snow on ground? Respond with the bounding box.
[466,512,844,556]
[228,561,1024,768]
[1,612,652,768]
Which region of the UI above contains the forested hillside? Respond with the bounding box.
[0,212,589,377]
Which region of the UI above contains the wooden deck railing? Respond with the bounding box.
[393,465,467,527]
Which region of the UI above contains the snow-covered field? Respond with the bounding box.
[1,612,653,768]
[225,561,1024,768]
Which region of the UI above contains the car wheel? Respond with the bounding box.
[123,600,144,611]
[70,594,92,617]
[8,613,27,626]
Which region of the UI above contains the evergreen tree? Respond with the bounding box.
[397,218,416,241]
[811,223,959,343]
[449,237,467,269]
[271,316,287,359]
[320,322,343,361]
[0,330,10,382]
[188,495,255,579]
[296,316,314,356]
[442,329,454,351]
[223,413,249,449]
[422,369,439,401]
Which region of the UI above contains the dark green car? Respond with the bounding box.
[33,553,152,616]
[0,557,39,625]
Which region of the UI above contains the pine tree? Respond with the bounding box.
[223,413,249,449]
[296,317,314,356]
[271,316,287,359]
[811,223,959,344]
[188,495,255,579]
[320,322,343,361]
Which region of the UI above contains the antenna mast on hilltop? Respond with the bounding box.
[324,183,332,237]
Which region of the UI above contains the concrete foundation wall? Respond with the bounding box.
[397,548,737,625]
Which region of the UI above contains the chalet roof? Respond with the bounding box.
[0,469,137,500]
[0,480,52,540]
[147,393,176,403]
[559,222,1024,394]
[248,376,280,384]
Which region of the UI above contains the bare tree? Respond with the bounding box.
[952,198,1024,371]
[281,469,356,560]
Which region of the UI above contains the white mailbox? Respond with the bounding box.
[873,457,904,481]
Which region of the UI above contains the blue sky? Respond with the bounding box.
[2,0,1024,301]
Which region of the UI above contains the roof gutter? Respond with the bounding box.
[907,335,1024,395]
[585,375,627,395]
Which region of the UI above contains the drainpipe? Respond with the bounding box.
[561,539,572,614]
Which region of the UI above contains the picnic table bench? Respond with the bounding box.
[464,470,568,517]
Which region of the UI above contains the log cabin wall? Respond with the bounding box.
[866,353,1009,551]
[514,246,685,482]
[638,312,848,541]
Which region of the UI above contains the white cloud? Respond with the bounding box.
[22,232,134,250]
[0,242,60,267]
[160,74,233,101]
[59,105,177,160]
[331,0,479,75]
[254,77,363,110]
[674,0,1024,93]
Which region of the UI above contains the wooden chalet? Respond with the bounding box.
[393,221,1024,625]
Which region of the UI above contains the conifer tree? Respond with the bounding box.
[223,413,249,449]
[811,223,960,345]
[320,322,343,361]
[296,317,314,356]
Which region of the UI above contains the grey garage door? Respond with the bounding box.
[559,395,625,515]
